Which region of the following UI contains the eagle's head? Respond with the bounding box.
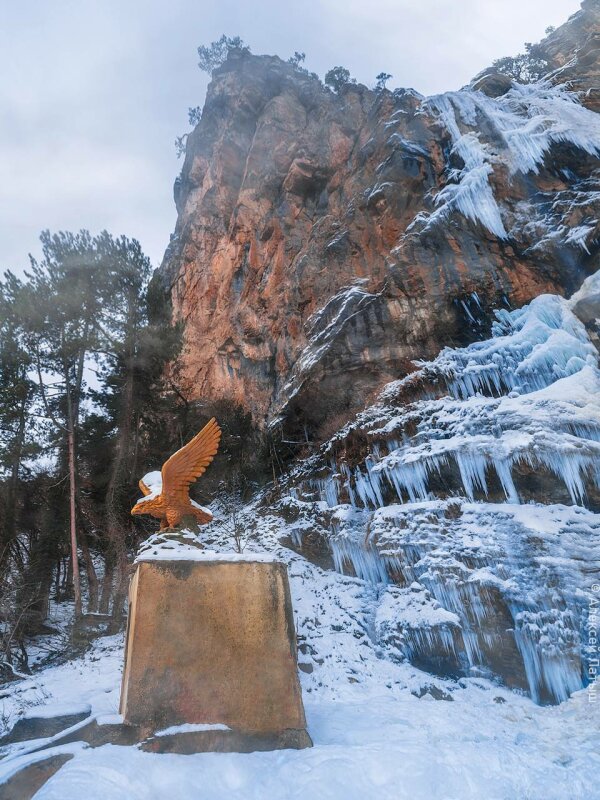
[131,496,162,516]
[131,471,163,517]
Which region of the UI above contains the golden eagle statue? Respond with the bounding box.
[131,418,221,530]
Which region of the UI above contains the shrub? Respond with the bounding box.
[197,34,250,74]
[188,106,202,126]
[375,72,392,92]
[324,66,354,92]
[174,134,188,159]
[492,42,550,83]
[288,51,306,68]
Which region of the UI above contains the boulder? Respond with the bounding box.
[0,753,73,800]
[470,70,513,97]
[0,705,91,746]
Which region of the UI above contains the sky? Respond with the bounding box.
[0,0,582,276]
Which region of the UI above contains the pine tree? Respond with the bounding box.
[23,230,113,618]
[85,237,182,625]
[1,229,182,643]
[0,273,38,566]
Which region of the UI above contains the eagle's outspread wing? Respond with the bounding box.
[138,478,152,497]
[161,417,221,503]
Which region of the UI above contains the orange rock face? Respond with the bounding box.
[158,2,600,439]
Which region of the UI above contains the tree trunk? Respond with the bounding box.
[63,555,72,598]
[99,556,115,614]
[31,564,53,627]
[54,558,61,599]
[105,347,136,622]
[108,550,130,633]
[78,525,99,613]
[0,391,27,574]
[65,391,82,619]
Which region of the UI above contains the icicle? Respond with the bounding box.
[455,452,488,499]
[353,456,385,509]
[375,455,442,503]
[330,536,390,584]
[311,462,340,507]
[493,459,520,503]
[413,83,600,237]
[340,463,358,507]
[513,608,582,703]
[290,527,304,547]
[402,626,462,662]
[419,575,484,665]
[424,294,599,399]
[460,300,477,324]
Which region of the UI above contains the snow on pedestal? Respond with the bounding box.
[119,549,311,750]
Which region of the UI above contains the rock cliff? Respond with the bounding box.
[151,0,600,707]
[158,0,600,441]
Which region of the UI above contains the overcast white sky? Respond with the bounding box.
[0,0,582,276]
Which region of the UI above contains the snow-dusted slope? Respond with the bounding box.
[287,287,600,704]
[0,522,598,800]
[1,290,599,795]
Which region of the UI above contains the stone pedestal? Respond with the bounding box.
[119,556,311,750]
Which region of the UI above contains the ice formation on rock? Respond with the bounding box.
[316,293,600,508]
[290,285,600,704]
[412,81,600,238]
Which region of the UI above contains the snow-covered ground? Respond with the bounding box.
[0,534,598,800]
[11,690,600,799]
[3,279,600,796]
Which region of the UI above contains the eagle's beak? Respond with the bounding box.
[131,503,142,515]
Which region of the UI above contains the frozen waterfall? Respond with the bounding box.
[291,286,600,704]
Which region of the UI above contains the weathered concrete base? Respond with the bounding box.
[0,556,311,795]
[119,556,311,749]
[141,726,312,754]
